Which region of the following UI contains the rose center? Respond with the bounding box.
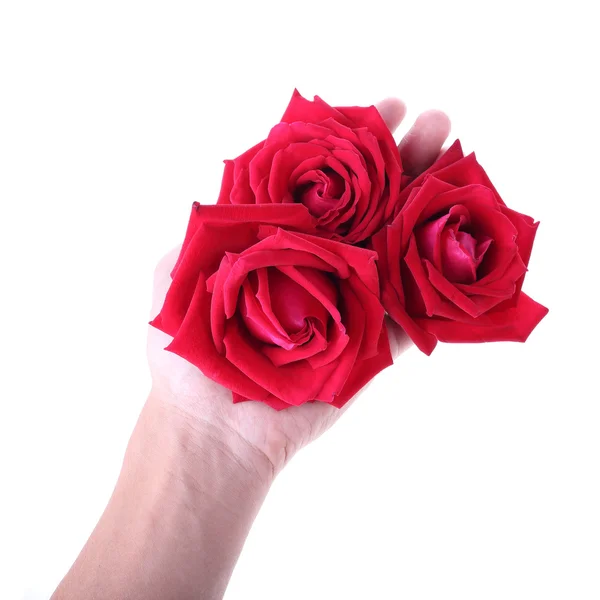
[239,267,336,350]
[415,207,493,284]
[294,168,346,218]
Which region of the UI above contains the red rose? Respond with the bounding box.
[216,90,402,244]
[151,203,392,410]
[372,140,548,355]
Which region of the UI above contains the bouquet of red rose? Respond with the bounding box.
[151,91,548,410]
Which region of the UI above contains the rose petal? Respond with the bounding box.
[239,277,307,348]
[223,316,338,406]
[295,168,346,217]
[440,229,482,284]
[400,177,457,248]
[267,267,331,333]
[424,256,528,319]
[336,103,402,222]
[403,235,441,316]
[216,160,235,205]
[217,140,265,206]
[428,152,505,206]
[275,265,341,323]
[415,214,451,272]
[274,265,349,369]
[222,248,336,319]
[396,139,464,212]
[382,286,438,355]
[263,229,381,294]
[494,206,540,310]
[331,324,394,408]
[267,141,331,204]
[280,90,353,127]
[501,206,539,268]
[345,273,386,360]
[416,292,548,343]
[313,280,366,402]
[306,318,350,369]
[176,203,318,279]
[161,223,261,336]
[252,228,353,279]
[424,260,483,317]
[418,184,500,223]
[262,325,329,367]
[164,273,269,401]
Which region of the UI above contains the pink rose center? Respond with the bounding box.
[415,205,493,284]
[294,168,346,218]
[239,267,337,350]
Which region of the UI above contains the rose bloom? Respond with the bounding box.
[371,140,548,355]
[151,204,393,410]
[216,90,402,244]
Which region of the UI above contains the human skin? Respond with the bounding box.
[51,99,451,600]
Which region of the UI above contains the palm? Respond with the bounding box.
[148,98,450,473]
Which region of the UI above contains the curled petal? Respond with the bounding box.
[416,293,548,344]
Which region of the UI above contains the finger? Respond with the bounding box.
[375,97,407,133]
[398,109,451,175]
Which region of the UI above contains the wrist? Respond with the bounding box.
[53,394,272,600]
[126,391,274,515]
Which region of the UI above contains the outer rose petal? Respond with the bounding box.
[258,228,380,294]
[346,273,386,359]
[163,273,269,402]
[217,141,265,205]
[416,293,549,344]
[405,151,504,207]
[372,224,438,355]
[337,105,397,153]
[158,222,261,336]
[495,206,540,310]
[280,89,353,127]
[331,325,393,408]
[337,104,403,221]
[396,139,465,211]
[223,316,339,406]
[501,207,538,268]
[311,282,366,402]
[400,178,457,248]
[236,325,393,411]
[216,160,235,205]
[172,202,318,276]
[383,287,437,355]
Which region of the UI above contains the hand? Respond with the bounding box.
[147,99,451,480]
[52,99,452,600]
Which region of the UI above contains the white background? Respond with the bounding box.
[1,1,598,598]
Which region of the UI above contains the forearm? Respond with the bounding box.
[52,393,273,600]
